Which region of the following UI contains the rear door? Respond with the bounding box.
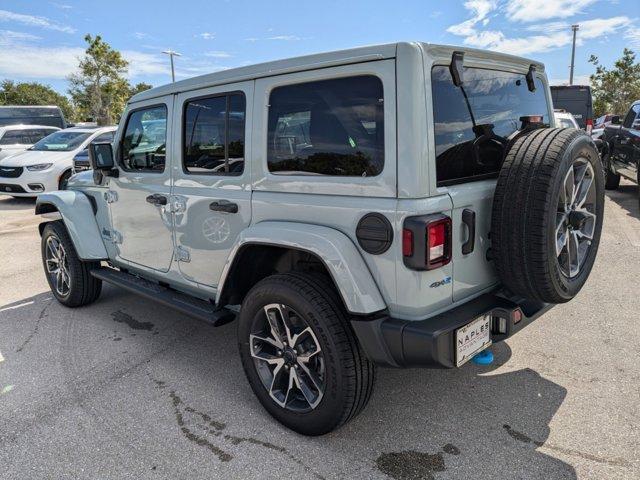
[171,82,253,287]
[616,104,640,180]
[431,65,552,301]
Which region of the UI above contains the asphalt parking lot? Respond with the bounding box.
[0,183,639,480]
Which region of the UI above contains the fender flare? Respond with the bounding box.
[216,222,387,315]
[36,191,108,260]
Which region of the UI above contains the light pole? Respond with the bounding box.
[162,50,182,83]
[569,24,579,85]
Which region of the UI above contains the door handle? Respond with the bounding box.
[209,200,238,214]
[461,209,476,255]
[146,193,168,206]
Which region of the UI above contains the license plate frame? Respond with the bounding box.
[455,314,492,367]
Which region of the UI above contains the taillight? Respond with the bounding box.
[426,217,452,269]
[402,229,413,257]
[402,214,452,270]
[586,118,593,136]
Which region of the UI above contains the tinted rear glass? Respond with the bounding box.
[0,107,65,128]
[267,75,384,176]
[432,66,550,186]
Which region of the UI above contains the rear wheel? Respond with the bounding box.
[492,128,604,303]
[602,153,620,190]
[237,272,375,435]
[41,220,102,307]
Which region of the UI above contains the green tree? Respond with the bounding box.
[0,79,75,121]
[68,34,130,125]
[589,48,640,117]
[129,82,152,98]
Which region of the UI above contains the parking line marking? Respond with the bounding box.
[0,350,4,363]
[0,301,34,313]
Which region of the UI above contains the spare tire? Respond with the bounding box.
[492,128,604,303]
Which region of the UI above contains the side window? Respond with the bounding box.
[0,129,30,145]
[121,105,167,172]
[183,93,245,175]
[622,105,639,128]
[29,129,55,144]
[93,132,115,143]
[267,75,384,176]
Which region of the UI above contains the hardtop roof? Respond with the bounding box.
[130,41,545,104]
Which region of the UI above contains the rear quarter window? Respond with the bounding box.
[267,75,384,176]
[432,66,550,186]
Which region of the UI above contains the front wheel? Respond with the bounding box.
[41,220,102,307]
[237,273,375,436]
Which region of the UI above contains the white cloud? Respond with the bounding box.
[627,28,640,47]
[50,3,72,9]
[0,29,41,45]
[204,51,232,58]
[122,51,170,77]
[0,9,75,33]
[506,0,596,22]
[448,0,632,57]
[549,74,591,86]
[198,32,215,40]
[0,44,82,78]
[133,32,149,40]
[267,35,301,41]
[447,0,497,36]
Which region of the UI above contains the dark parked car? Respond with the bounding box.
[0,105,67,129]
[550,85,594,134]
[601,100,640,206]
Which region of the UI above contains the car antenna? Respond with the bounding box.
[526,64,536,92]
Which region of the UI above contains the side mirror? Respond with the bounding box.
[88,142,117,174]
[611,115,621,125]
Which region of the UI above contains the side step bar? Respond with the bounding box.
[91,268,236,327]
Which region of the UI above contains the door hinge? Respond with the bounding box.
[174,246,190,263]
[169,195,187,214]
[112,230,123,244]
[104,191,118,203]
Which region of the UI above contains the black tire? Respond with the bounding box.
[41,220,102,307]
[492,128,604,303]
[237,272,375,436]
[59,170,72,190]
[602,153,620,190]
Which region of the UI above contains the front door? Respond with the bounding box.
[108,97,175,272]
[171,82,253,287]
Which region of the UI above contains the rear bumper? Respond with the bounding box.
[351,291,554,368]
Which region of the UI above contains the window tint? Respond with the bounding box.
[121,105,167,172]
[93,131,115,143]
[0,129,30,145]
[622,104,640,128]
[183,93,245,175]
[267,75,384,176]
[30,131,91,151]
[432,66,550,186]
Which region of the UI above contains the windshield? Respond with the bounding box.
[30,131,91,152]
[432,65,550,186]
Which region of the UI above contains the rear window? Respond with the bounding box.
[432,66,550,186]
[267,75,384,176]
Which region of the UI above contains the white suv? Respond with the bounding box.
[0,126,115,197]
[0,125,60,160]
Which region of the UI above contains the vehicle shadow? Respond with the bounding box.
[0,289,577,480]
[606,182,639,220]
[341,342,577,479]
[0,196,35,211]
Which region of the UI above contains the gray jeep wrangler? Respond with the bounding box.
[35,43,604,436]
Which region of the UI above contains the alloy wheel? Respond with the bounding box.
[249,303,325,412]
[45,234,71,296]
[555,158,597,278]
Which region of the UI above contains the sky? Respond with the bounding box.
[0,0,638,95]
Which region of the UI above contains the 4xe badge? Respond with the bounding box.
[430,276,452,288]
